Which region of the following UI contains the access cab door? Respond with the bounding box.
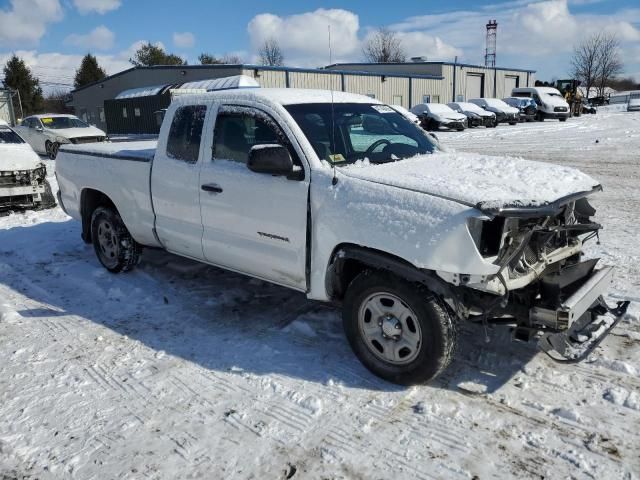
[198,104,310,291]
[151,104,209,259]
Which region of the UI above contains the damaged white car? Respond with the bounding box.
[0,120,55,210]
[56,88,629,385]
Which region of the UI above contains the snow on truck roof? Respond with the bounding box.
[171,88,383,106]
[116,75,260,99]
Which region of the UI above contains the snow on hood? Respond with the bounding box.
[541,93,570,108]
[44,126,105,139]
[340,152,600,211]
[0,144,42,170]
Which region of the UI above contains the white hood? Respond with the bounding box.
[541,94,570,109]
[341,152,600,211]
[0,144,43,171]
[435,111,467,122]
[44,126,105,139]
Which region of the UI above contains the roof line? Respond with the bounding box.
[70,64,444,93]
[324,61,536,73]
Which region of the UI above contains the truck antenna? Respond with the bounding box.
[328,24,338,186]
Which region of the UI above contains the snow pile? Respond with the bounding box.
[341,151,600,209]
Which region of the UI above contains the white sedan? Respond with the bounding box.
[14,114,107,159]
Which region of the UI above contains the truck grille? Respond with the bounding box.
[0,175,17,186]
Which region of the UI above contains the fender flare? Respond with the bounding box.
[325,244,457,304]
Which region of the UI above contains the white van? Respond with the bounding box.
[511,87,570,122]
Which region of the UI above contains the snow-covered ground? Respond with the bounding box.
[1,111,639,479]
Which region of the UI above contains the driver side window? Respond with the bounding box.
[212,107,299,166]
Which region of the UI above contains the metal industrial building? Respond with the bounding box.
[67,61,535,134]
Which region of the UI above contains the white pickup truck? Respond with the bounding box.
[56,88,628,384]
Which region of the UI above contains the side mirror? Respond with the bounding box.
[248,144,293,176]
[35,126,43,132]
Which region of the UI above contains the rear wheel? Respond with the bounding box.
[342,270,457,385]
[90,206,141,273]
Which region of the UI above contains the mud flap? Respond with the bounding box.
[538,297,630,364]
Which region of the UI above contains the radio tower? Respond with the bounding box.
[485,20,497,68]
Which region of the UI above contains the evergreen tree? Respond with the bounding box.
[74,54,107,89]
[2,55,44,116]
[129,43,186,66]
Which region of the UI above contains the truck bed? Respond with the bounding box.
[59,140,157,162]
[56,140,161,248]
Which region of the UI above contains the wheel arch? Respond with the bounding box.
[80,188,117,244]
[325,243,454,303]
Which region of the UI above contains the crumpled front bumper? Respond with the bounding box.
[532,266,630,362]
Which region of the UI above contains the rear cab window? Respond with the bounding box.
[166,105,207,163]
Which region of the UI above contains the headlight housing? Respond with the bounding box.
[55,136,71,144]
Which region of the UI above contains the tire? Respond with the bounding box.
[342,270,457,385]
[90,206,141,273]
[509,122,517,125]
[37,180,56,210]
[46,140,60,160]
[559,117,567,122]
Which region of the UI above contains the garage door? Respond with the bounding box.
[504,76,519,96]
[465,74,483,100]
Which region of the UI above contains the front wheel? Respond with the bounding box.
[90,206,141,273]
[342,270,457,385]
[559,117,567,122]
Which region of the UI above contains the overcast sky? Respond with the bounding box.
[1,0,638,91]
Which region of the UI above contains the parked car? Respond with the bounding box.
[410,103,467,131]
[582,101,597,114]
[511,87,570,122]
[390,105,420,125]
[468,98,519,125]
[448,101,497,128]
[502,97,538,122]
[14,114,107,159]
[0,120,55,210]
[56,88,627,385]
[627,98,640,112]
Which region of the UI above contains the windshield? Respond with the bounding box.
[456,102,485,113]
[484,98,510,109]
[427,104,455,114]
[285,103,437,165]
[40,116,90,129]
[0,127,25,144]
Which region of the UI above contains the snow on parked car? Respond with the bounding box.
[410,103,467,131]
[512,87,571,121]
[0,119,55,210]
[14,113,107,160]
[468,98,520,125]
[448,101,497,128]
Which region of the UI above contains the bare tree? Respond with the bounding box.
[362,27,406,63]
[258,38,284,66]
[571,33,601,99]
[571,32,623,99]
[595,33,623,97]
[199,53,243,64]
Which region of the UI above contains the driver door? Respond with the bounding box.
[198,105,309,290]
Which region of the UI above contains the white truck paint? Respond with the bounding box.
[56,88,625,384]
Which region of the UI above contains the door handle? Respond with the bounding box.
[201,183,223,193]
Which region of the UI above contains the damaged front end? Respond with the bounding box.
[453,188,630,362]
[0,164,48,210]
